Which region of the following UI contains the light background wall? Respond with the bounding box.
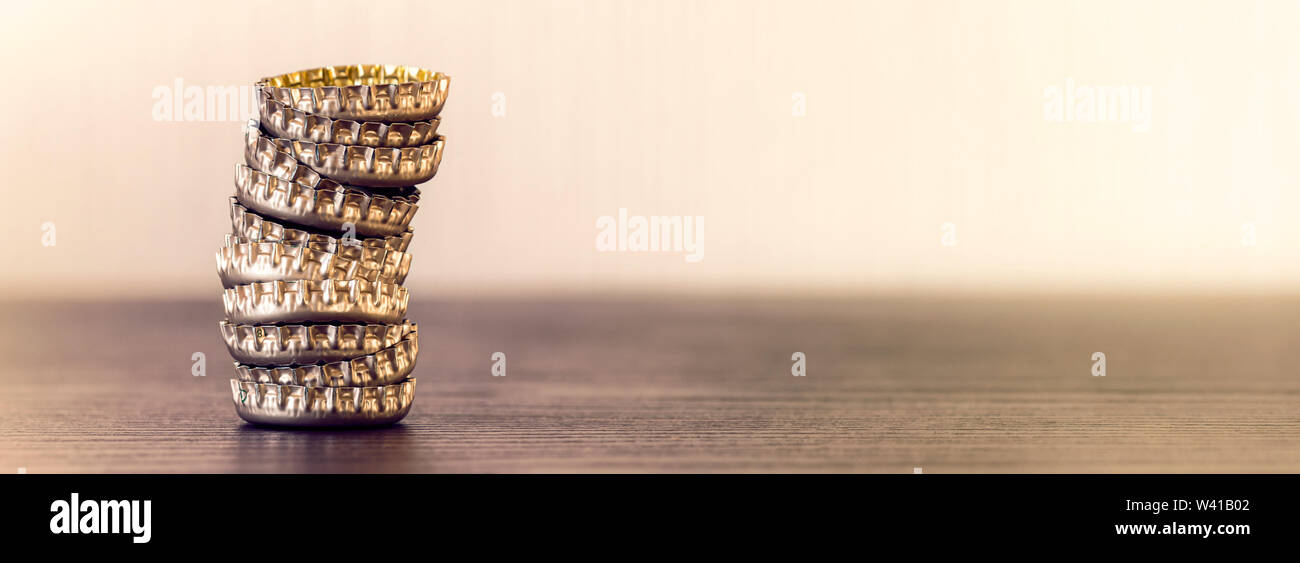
[2,0,1298,298]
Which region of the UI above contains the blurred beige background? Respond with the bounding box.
[2,0,1298,299]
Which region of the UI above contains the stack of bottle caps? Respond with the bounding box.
[216,65,449,427]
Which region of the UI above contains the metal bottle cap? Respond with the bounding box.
[220,321,416,365]
[246,121,444,188]
[259,64,450,122]
[233,327,417,387]
[233,164,419,237]
[258,89,440,147]
[231,378,417,427]
[216,237,411,287]
[222,279,409,325]
[229,198,414,253]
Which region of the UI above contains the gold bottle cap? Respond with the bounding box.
[220,321,416,365]
[258,89,440,147]
[234,328,417,387]
[216,237,411,288]
[231,378,417,427]
[259,64,449,122]
[229,198,414,253]
[234,163,419,237]
[222,279,409,325]
[246,119,444,188]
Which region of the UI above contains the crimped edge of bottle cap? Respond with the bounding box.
[216,236,411,288]
[222,279,409,325]
[258,89,440,147]
[259,64,449,122]
[229,198,414,253]
[220,320,416,365]
[231,377,416,427]
[233,329,418,386]
[246,120,444,188]
[233,163,418,237]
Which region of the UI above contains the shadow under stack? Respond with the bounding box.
[216,65,449,427]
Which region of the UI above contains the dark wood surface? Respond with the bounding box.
[2,296,1298,473]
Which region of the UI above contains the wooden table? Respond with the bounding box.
[2,296,1298,473]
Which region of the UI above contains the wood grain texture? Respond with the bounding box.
[1,296,1298,473]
